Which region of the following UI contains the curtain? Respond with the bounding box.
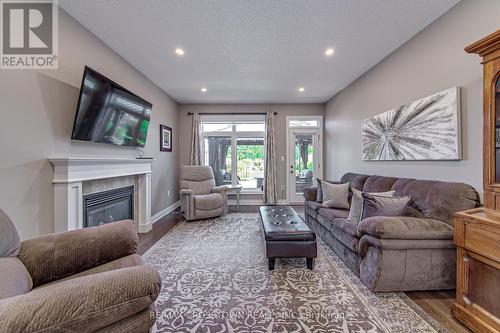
[264,111,278,204]
[189,113,201,165]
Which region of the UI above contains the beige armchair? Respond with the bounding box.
[180,165,228,221]
[0,208,161,332]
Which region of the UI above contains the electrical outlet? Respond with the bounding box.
[167,190,170,197]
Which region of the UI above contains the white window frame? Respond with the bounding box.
[285,115,323,203]
[200,115,265,193]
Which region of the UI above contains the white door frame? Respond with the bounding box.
[285,116,323,204]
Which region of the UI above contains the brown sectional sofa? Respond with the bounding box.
[303,173,480,292]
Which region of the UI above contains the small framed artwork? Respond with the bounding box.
[160,124,172,152]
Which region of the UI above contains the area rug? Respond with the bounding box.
[142,213,446,333]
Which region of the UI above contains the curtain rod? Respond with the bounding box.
[187,112,277,116]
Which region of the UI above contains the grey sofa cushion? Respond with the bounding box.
[321,182,350,209]
[0,257,32,300]
[348,189,395,223]
[357,216,454,239]
[317,207,349,221]
[361,194,411,220]
[0,209,21,257]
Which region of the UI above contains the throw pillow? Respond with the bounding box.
[321,181,350,209]
[347,189,395,223]
[316,178,342,203]
[361,194,411,220]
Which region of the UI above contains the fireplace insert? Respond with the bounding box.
[83,185,134,228]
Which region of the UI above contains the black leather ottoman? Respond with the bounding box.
[259,206,317,270]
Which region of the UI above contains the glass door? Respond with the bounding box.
[289,129,320,203]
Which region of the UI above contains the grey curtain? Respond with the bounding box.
[189,113,201,165]
[264,111,278,204]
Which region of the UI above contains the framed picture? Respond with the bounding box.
[160,124,172,152]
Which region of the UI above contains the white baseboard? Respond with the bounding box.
[150,200,181,224]
[227,199,290,206]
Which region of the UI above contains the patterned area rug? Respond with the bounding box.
[142,213,446,333]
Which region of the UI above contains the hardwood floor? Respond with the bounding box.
[138,205,470,332]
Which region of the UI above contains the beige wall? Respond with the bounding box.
[324,0,500,195]
[0,9,179,239]
[178,104,324,201]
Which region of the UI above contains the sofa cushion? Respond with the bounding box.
[316,214,335,232]
[0,208,21,257]
[332,218,360,252]
[194,193,223,210]
[348,189,395,223]
[361,195,411,220]
[321,182,350,209]
[0,257,32,300]
[317,207,349,221]
[305,201,322,219]
[357,216,454,240]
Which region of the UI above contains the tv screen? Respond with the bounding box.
[71,66,153,147]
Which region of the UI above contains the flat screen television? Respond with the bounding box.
[71,66,153,147]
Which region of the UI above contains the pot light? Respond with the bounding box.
[298,87,305,92]
[175,48,185,56]
[201,87,207,92]
[325,48,334,56]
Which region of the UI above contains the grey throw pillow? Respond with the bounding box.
[361,194,411,220]
[321,182,350,209]
[347,189,395,223]
[316,179,342,203]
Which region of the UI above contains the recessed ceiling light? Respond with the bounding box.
[201,87,207,92]
[325,48,335,56]
[175,48,185,56]
[298,87,305,92]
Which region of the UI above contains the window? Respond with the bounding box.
[201,115,265,191]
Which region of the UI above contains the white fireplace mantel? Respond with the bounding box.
[49,157,154,234]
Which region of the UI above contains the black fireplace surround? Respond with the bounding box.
[83,185,134,228]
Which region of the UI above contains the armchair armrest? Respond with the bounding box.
[180,189,194,196]
[18,220,137,287]
[212,185,228,193]
[0,265,161,332]
[357,216,453,240]
[303,187,318,201]
[180,189,195,220]
[212,186,228,215]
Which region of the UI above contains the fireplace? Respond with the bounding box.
[83,185,134,228]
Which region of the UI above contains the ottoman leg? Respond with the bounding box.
[307,258,314,270]
[268,258,275,270]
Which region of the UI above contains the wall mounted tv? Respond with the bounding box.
[71,66,153,147]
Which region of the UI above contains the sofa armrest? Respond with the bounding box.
[18,220,137,287]
[357,216,453,240]
[303,187,318,201]
[0,265,161,332]
[212,186,228,193]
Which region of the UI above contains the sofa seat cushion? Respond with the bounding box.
[358,216,453,240]
[316,214,335,232]
[194,193,223,210]
[333,219,360,252]
[317,208,349,221]
[305,201,322,219]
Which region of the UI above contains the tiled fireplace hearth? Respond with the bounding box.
[49,158,153,233]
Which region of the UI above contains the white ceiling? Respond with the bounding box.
[59,0,459,104]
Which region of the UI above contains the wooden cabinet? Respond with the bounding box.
[453,209,500,333]
[465,30,500,210]
[455,30,500,333]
